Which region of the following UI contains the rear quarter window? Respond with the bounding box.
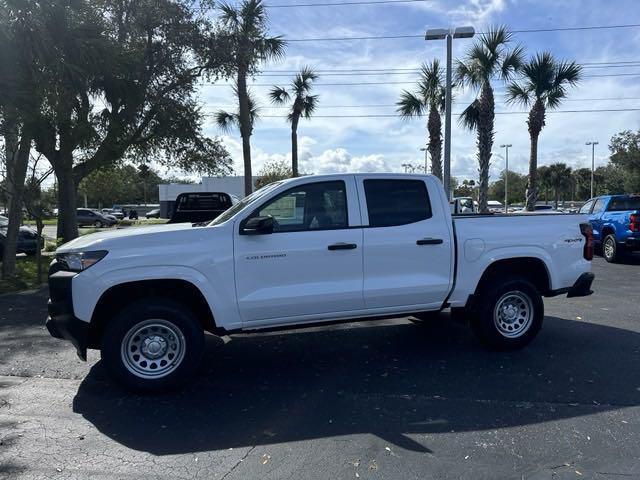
[607,196,640,211]
[364,179,432,227]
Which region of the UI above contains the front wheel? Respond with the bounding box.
[94,220,103,228]
[470,277,543,350]
[101,299,204,392]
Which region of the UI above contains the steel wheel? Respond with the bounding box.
[121,319,186,379]
[493,291,533,338]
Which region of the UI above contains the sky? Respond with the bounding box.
[199,0,640,183]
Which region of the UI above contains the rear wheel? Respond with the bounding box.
[602,234,622,263]
[470,277,543,350]
[94,220,103,228]
[101,299,204,392]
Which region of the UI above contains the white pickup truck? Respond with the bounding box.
[46,174,595,392]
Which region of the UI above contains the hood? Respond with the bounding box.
[56,223,197,253]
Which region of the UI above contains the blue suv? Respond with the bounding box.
[580,195,640,263]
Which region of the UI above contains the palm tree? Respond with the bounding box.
[269,67,319,177]
[455,26,524,213]
[215,88,260,157]
[218,0,286,195]
[396,60,445,180]
[546,163,574,208]
[506,52,581,210]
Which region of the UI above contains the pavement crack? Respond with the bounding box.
[220,446,256,480]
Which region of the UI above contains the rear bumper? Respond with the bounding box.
[549,272,595,298]
[46,269,88,360]
[624,236,640,251]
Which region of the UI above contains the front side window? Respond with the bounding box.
[254,181,348,232]
[364,179,432,227]
[592,198,607,213]
[579,200,594,214]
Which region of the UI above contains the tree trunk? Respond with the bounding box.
[237,69,253,196]
[477,84,495,213]
[55,161,79,242]
[427,105,442,180]
[2,128,32,279]
[291,113,300,177]
[525,99,545,211]
[36,218,44,284]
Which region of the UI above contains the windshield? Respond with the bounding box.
[208,182,283,226]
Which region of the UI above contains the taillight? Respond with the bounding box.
[580,223,594,261]
[630,214,640,232]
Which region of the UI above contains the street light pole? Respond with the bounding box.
[419,147,428,173]
[500,144,512,213]
[586,141,599,198]
[425,26,475,201]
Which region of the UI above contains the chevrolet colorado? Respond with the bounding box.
[46,174,595,392]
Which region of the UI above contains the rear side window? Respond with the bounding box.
[607,196,640,211]
[364,179,431,227]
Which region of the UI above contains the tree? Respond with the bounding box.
[456,27,524,213]
[573,168,593,200]
[545,163,573,208]
[506,52,581,210]
[489,170,527,205]
[397,60,446,180]
[3,0,233,243]
[609,130,640,193]
[217,0,286,196]
[269,67,319,177]
[255,159,292,189]
[454,179,476,198]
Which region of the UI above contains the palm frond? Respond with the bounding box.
[396,90,426,118]
[454,59,482,90]
[417,59,444,102]
[215,110,239,133]
[292,66,317,94]
[269,86,290,104]
[246,90,261,125]
[555,60,582,87]
[500,43,525,80]
[480,25,512,54]
[505,82,532,107]
[218,2,240,27]
[458,99,480,131]
[259,36,287,62]
[301,94,318,118]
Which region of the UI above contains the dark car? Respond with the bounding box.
[168,192,233,224]
[77,208,118,228]
[0,215,44,259]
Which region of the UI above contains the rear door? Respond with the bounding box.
[234,177,364,324]
[357,176,453,309]
[589,197,608,242]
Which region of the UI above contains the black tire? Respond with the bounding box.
[470,277,543,351]
[602,234,622,263]
[101,299,204,393]
[94,220,103,228]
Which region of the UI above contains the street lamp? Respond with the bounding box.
[500,144,512,213]
[586,141,599,198]
[425,26,475,201]
[419,147,428,174]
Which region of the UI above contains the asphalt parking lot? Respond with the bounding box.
[1,257,639,479]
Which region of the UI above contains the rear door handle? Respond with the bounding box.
[328,242,357,251]
[416,238,444,246]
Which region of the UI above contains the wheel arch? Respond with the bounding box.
[472,257,551,299]
[87,279,216,349]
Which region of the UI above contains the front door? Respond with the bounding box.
[234,178,364,325]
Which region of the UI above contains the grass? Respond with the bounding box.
[0,256,48,295]
[23,219,57,226]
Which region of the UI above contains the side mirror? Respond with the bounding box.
[241,216,274,235]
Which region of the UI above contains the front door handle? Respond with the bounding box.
[328,242,358,251]
[416,238,443,246]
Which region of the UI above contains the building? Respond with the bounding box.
[158,176,257,218]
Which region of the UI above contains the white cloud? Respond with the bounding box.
[303,148,393,174]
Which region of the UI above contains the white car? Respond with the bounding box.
[46,173,595,392]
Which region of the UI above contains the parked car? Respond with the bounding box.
[580,194,640,262]
[168,192,234,224]
[145,208,161,219]
[0,215,43,259]
[487,200,503,213]
[515,205,561,214]
[101,208,124,220]
[47,173,594,392]
[76,208,117,228]
[450,197,477,214]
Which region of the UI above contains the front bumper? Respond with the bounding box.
[46,269,89,361]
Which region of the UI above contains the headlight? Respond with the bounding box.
[56,250,108,272]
